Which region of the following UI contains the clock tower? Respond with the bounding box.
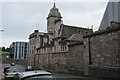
[47,3,62,34]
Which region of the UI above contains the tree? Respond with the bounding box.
[2,47,6,51]
[6,47,10,52]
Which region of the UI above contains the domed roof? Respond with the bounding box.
[47,3,62,19]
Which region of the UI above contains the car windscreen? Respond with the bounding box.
[6,68,18,73]
[22,75,55,80]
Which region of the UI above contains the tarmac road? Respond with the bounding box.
[1,64,117,80]
[0,63,25,80]
[2,63,25,72]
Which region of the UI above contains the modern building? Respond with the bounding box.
[10,41,29,60]
[99,1,120,30]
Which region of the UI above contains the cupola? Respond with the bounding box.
[47,3,62,19]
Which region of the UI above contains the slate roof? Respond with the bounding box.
[59,24,93,39]
[67,34,83,41]
[59,33,84,44]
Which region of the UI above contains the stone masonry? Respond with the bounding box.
[28,2,120,79]
[29,22,120,79]
[84,22,120,79]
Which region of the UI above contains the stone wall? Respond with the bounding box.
[84,27,120,79]
[90,31,119,67]
[28,30,38,68]
[67,44,85,76]
[34,52,68,73]
[118,30,120,66]
[34,43,85,76]
[33,28,120,79]
[30,23,120,79]
[89,65,120,79]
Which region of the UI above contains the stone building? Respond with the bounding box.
[28,3,92,71]
[28,2,120,79]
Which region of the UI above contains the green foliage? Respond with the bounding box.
[2,47,6,51]
[0,46,10,52]
[0,51,9,55]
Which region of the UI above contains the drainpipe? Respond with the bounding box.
[83,37,90,76]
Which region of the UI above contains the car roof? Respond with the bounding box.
[4,66,10,68]
[17,70,52,78]
[7,67,18,70]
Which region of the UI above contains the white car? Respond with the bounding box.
[5,68,19,80]
[13,70,56,80]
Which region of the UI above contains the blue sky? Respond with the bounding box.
[0,0,109,47]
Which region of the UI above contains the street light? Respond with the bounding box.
[0,29,4,68]
[1,29,4,32]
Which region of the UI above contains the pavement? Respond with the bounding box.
[52,72,115,80]
[0,67,4,80]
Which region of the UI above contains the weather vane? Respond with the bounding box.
[54,0,56,5]
[35,23,39,30]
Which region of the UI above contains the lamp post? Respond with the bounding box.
[0,29,4,68]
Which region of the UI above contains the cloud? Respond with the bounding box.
[0,3,2,27]
[59,2,107,31]
[1,2,107,47]
[2,0,110,2]
[2,36,29,47]
[2,2,49,37]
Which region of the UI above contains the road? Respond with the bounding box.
[2,64,25,72]
[0,63,25,80]
[1,64,83,80]
[1,64,115,80]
